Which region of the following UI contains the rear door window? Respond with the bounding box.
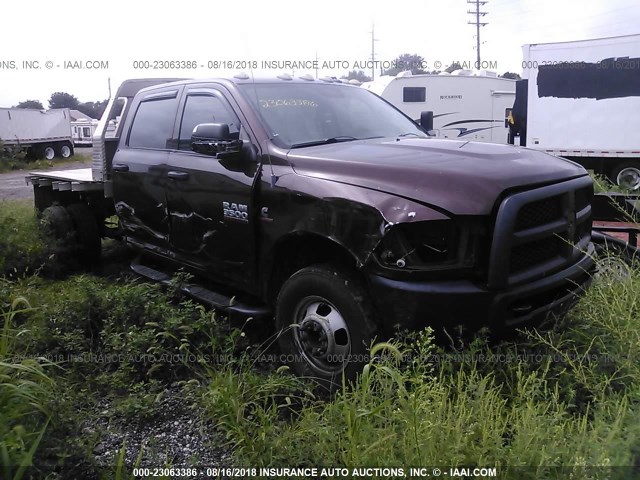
[128,97,178,149]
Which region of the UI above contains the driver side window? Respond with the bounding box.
[178,94,240,151]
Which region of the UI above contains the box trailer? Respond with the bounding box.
[0,107,74,159]
[509,34,640,189]
[362,70,516,144]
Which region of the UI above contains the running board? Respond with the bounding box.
[130,260,272,319]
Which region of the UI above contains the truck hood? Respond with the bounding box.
[286,138,587,216]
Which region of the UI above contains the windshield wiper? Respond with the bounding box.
[291,136,358,148]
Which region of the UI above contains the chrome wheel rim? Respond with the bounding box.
[616,167,640,191]
[44,146,55,160]
[292,296,351,376]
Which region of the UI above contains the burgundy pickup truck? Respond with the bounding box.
[28,75,600,386]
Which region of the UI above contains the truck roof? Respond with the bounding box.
[128,74,357,95]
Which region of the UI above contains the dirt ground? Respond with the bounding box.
[0,147,92,201]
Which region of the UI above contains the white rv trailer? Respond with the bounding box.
[69,109,98,146]
[362,70,516,144]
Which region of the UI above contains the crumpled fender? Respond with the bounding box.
[278,174,449,267]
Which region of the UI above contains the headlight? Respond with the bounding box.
[375,218,488,274]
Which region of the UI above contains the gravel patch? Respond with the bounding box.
[90,385,234,474]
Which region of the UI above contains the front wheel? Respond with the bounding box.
[41,145,55,160]
[275,265,378,389]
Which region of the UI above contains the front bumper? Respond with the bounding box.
[367,245,596,334]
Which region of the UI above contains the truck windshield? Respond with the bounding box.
[238,83,426,148]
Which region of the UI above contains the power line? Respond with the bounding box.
[468,0,489,68]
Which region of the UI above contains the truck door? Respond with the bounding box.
[112,87,181,251]
[165,87,259,289]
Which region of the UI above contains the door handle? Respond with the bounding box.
[167,171,189,181]
[112,163,129,172]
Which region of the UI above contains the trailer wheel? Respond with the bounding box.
[610,162,640,191]
[66,203,102,265]
[57,142,74,159]
[41,145,56,161]
[275,264,378,390]
[593,233,638,282]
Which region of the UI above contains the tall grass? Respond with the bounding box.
[201,265,640,478]
[0,200,52,278]
[2,193,639,477]
[0,290,54,480]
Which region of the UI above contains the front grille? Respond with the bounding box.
[515,195,563,230]
[575,186,593,211]
[510,237,561,273]
[488,177,594,288]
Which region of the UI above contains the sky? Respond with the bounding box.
[0,0,638,108]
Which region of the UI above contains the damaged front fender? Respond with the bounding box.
[268,173,451,269]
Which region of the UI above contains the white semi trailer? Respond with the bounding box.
[509,34,640,189]
[0,107,74,159]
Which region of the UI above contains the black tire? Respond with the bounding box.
[65,203,102,265]
[41,205,74,240]
[275,264,378,389]
[56,141,74,159]
[608,161,640,191]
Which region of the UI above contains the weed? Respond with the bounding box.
[199,270,640,476]
[0,200,53,278]
[0,290,54,479]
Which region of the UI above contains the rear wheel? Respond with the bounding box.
[57,142,73,158]
[41,205,74,240]
[275,264,378,389]
[66,203,101,265]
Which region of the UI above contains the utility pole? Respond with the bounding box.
[467,0,488,69]
[370,24,378,80]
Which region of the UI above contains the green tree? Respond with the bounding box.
[500,71,521,80]
[341,70,372,83]
[383,53,427,76]
[15,100,44,109]
[48,92,79,110]
[77,100,108,120]
[445,61,463,73]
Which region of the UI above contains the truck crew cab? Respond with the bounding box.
[28,75,596,386]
